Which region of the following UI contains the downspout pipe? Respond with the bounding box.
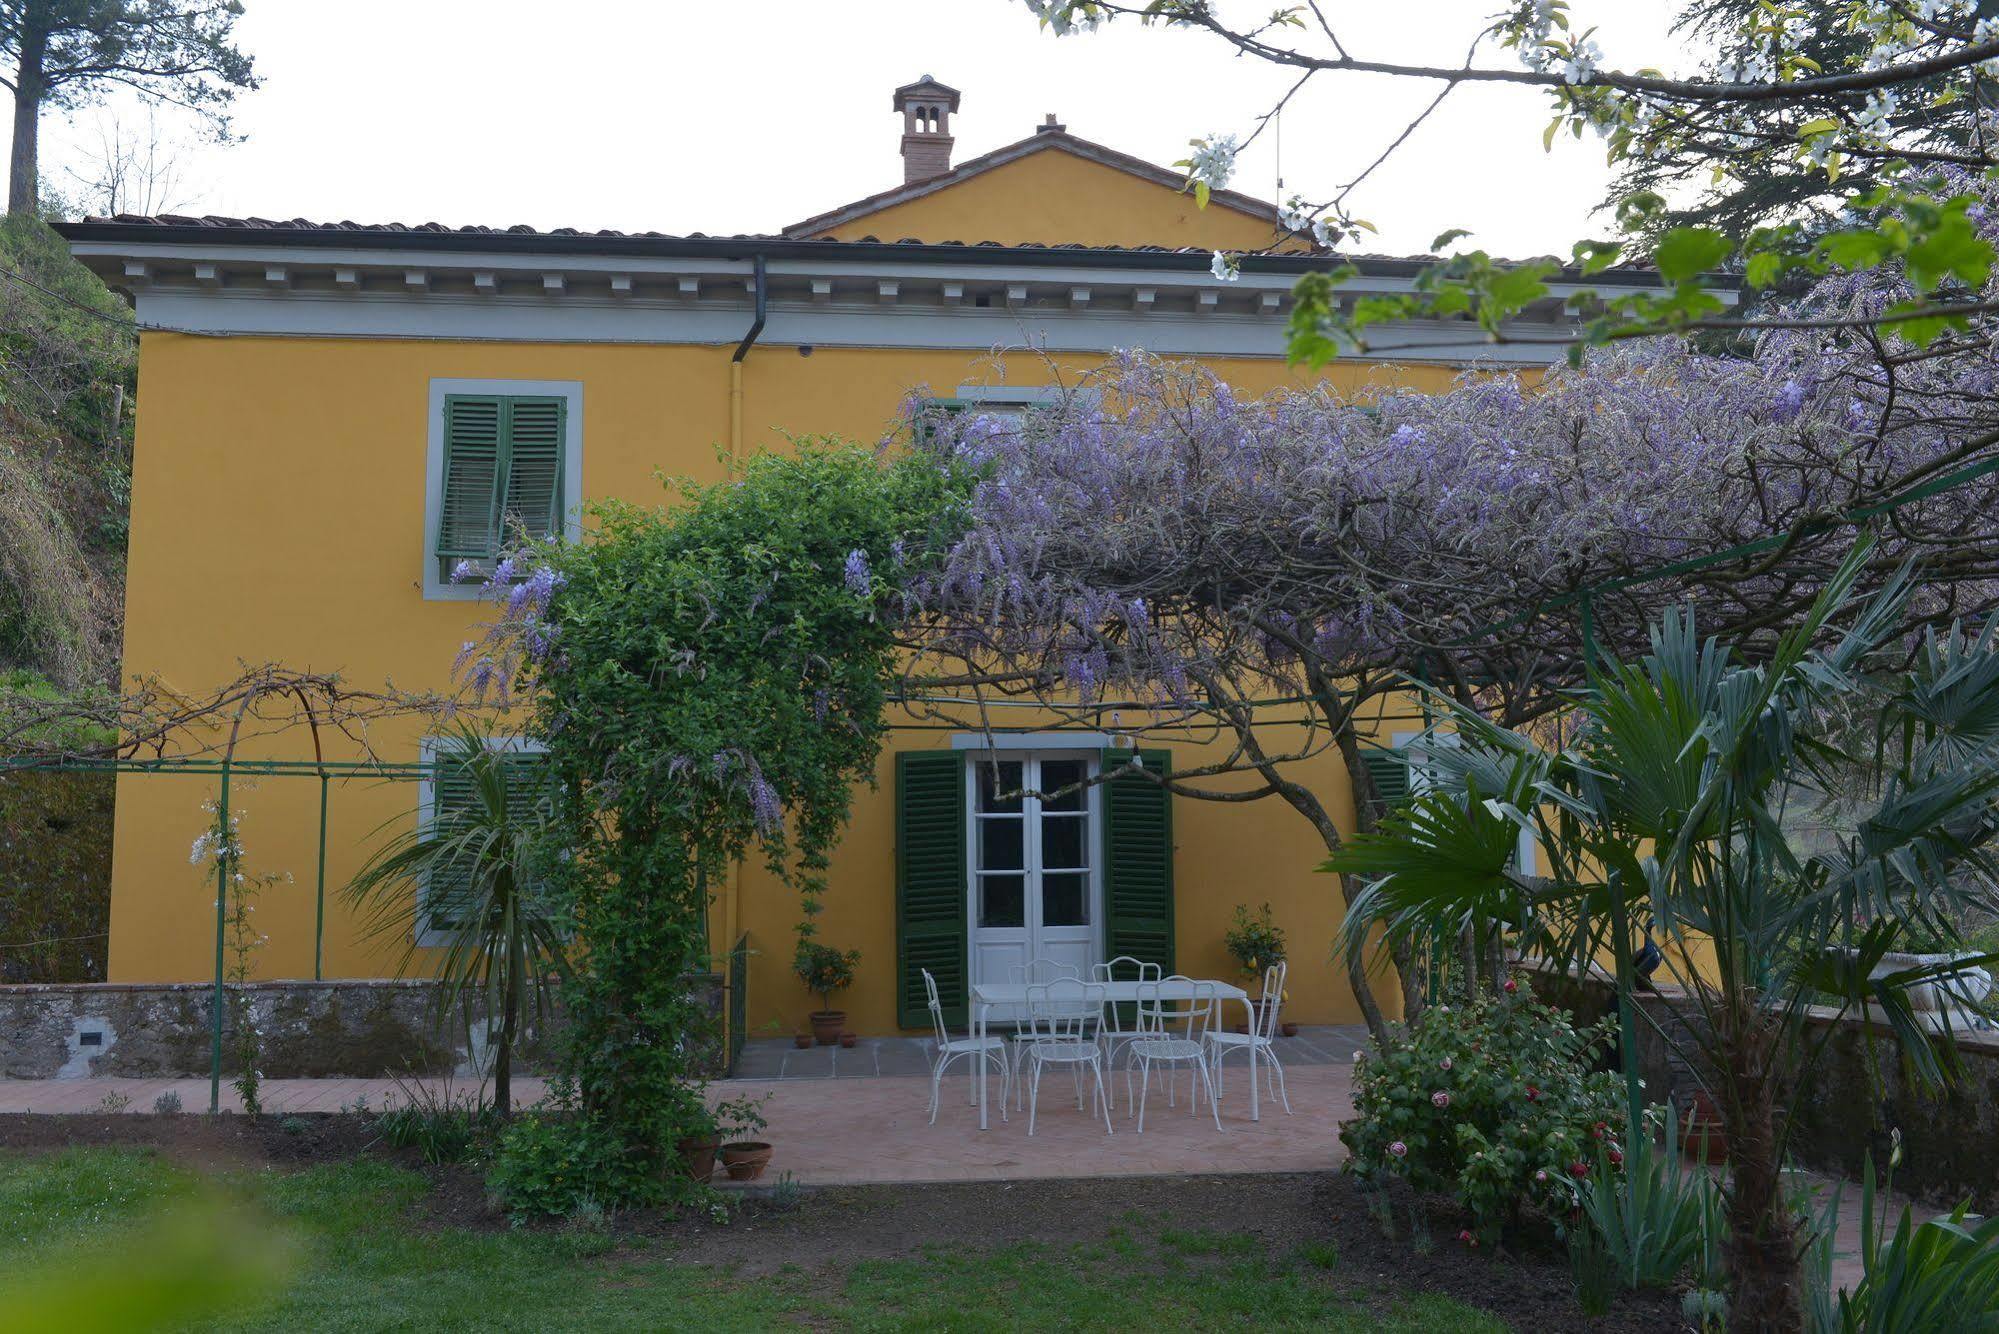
[727,253,767,461]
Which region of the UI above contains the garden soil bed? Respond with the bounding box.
[1,1113,1682,1331]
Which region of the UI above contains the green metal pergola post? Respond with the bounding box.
[314,773,329,982]
[210,760,231,1116]
[1582,590,1646,1145]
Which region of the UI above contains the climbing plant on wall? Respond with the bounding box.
[469,442,968,1208]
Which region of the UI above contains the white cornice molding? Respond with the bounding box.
[125,283,1576,365]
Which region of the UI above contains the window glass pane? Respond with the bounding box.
[1040,759,1086,812]
[978,817,1024,871]
[1043,873,1089,927]
[975,760,1023,814]
[980,875,1025,928]
[1041,814,1085,869]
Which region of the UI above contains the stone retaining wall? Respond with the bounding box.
[1527,964,1999,1211]
[0,975,726,1081]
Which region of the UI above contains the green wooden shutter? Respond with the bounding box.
[424,748,481,933]
[1359,746,1412,813]
[499,396,566,544]
[436,396,505,579]
[896,750,967,1028]
[1100,748,1174,976]
[424,746,548,934]
[435,395,566,581]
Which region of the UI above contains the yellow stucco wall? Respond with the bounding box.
[109,331,1463,1033]
[803,145,1303,252]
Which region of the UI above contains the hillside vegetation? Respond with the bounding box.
[0,214,134,690]
[0,217,133,982]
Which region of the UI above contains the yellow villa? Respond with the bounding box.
[59,78,1629,1039]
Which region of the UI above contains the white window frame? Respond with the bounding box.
[414,732,547,947]
[422,377,584,601]
[961,748,1106,968]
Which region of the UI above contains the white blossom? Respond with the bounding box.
[1186,134,1240,192]
[1209,251,1240,283]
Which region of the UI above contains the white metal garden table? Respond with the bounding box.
[968,978,1258,1129]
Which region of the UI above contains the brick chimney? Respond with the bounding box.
[894,75,961,184]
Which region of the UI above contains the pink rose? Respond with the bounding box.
[1439,1057,1453,1071]
[1503,979,1518,994]
[1431,1091,1451,1109]
[1388,1140,1408,1158]
[1534,1169,1548,1182]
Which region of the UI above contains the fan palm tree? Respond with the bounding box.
[1329,544,1999,1329]
[344,722,572,1117]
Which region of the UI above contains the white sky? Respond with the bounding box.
[35,0,1681,257]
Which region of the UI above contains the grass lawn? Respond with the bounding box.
[0,1147,1509,1332]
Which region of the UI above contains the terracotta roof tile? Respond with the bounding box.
[61,212,1685,285]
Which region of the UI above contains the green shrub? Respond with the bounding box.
[488,1110,695,1221]
[1577,1106,1724,1290]
[1837,1156,1999,1332]
[1340,991,1625,1241]
[375,1091,497,1167]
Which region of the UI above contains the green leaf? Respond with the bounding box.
[1571,238,1623,275]
[1743,251,1786,289]
[1431,228,1473,252]
[1904,211,1994,294]
[1817,228,1893,272]
[1652,228,1732,284]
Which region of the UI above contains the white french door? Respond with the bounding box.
[966,751,1102,1010]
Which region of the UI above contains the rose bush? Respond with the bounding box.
[1341,990,1625,1241]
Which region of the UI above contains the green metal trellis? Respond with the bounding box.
[0,753,434,1114]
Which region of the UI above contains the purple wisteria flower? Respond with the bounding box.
[844,548,872,596]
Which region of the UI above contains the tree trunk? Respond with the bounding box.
[495,961,519,1120]
[1458,922,1480,1000]
[1722,1009,1804,1331]
[8,28,45,216]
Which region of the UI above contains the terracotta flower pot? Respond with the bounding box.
[793,1033,813,1050]
[721,1140,773,1181]
[810,1010,846,1046]
[675,1135,719,1183]
[1682,1090,1729,1164]
[838,1032,857,1049]
[1280,1021,1299,1038]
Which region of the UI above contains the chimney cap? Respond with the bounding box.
[892,75,961,111]
[1037,113,1066,134]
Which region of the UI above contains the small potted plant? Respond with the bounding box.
[716,1093,773,1181]
[675,1106,721,1184]
[794,940,861,1046]
[1224,903,1287,1030]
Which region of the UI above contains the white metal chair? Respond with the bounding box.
[1091,955,1161,1107]
[1205,960,1293,1116]
[921,968,1011,1124]
[1008,958,1081,1109]
[1021,979,1113,1136]
[1126,976,1223,1132]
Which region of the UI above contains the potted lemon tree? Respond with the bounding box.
[794,941,860,1046]
[1224,903,1287,1031]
